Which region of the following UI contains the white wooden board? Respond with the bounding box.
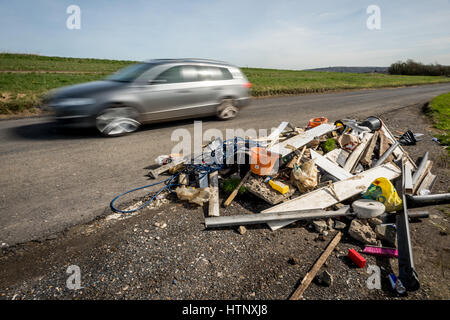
[268,124,335,157]
[263,162,401,230]
[310,149,353,181]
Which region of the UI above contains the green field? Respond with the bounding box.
[1,53,450,115]
[427,92,450,154]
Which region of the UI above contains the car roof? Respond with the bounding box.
[144,58,236,67]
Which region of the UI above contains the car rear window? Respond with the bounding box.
[198,67,233,81]
[155,65,234,83]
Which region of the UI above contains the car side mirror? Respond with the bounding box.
[147,79,167,85]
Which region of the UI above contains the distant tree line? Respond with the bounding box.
[388,59,450,76]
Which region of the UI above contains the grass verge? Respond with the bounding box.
[1,53,450,115]
[425,92,450,155]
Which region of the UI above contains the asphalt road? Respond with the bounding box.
[1,83,449,246]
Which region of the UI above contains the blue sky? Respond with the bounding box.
[1,0,449,69]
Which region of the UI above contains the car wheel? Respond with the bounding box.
[216,99,239,120]
[96,106,140,137]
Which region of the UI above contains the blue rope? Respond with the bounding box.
[110,138,262,213]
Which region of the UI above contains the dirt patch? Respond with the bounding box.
[0,103,448,300]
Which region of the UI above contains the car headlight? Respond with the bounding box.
[51,98,96,107]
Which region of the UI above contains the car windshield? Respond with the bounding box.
[106,63,155,82]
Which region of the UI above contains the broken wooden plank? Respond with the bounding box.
[148,158,187,179]
[416,172,436,195]
[310,149,353,181]
[244,175,296,205]
[223,171,251,207]
[404,162,414,194]
[360,130,379,166]
[205,206,351,228]
[208,171,220,217]
[324,148,340,164]
[267,121,290,144]
[289,232,342,300]
[268,124,335,157]
[343,133,373,172]
[264,162,401,230]
[325,148,350,168]
[412,160,432,195]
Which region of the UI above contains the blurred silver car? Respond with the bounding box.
[44,59,252,136]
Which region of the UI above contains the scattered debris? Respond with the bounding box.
[315,270,333,287]
[175,186,211,206]
[110,115,446,298]
[237,226,247,235]
[312,220,328,233]
[348,248,367,268]
[334,220,346,230]
[362,246,398,258]
[348,219,378,245]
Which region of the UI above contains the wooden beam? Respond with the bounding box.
[208,171,220,217]
[412,160,432,195]
[268,124,335,157]
[416,172,436,195]
[289,232,342,300]
[310,149,353,181]
[205,206,351,228]
[343,133,373,172]
[360,131,379,166]
[404,162,414,194]
[264,163,401,230]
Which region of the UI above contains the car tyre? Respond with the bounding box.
[216,99,239,120]
[96,106,140,137]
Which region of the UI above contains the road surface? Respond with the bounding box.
[1,83,449,246]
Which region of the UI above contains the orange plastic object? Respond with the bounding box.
[250,147,280,176]
[307,117,328,129]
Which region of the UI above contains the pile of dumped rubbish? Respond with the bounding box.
[111,116,450,298]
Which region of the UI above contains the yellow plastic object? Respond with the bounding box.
[269,179,289,194]
[362,177,403,212]
[250,147,280,176]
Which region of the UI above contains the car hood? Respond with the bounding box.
[51,80,127,99]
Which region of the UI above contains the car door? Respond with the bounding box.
[135,65,201,121]
[195,66,233,115]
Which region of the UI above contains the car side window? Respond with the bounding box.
[155,66,184,83]
[180,66,200,82]
[220,68,233,80]
[198,67,233,81]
